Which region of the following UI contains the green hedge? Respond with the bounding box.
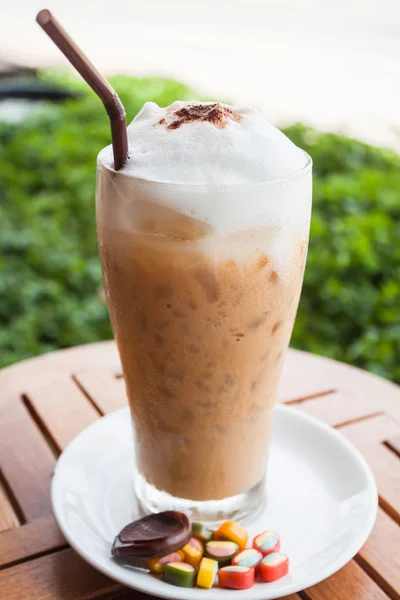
[0,72,399,381]
[288,128,400,381]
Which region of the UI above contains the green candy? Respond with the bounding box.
[163,562,196,588]
[192,523,214,543]
[204,541,239,567]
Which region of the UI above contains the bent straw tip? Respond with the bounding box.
[36,9,52,26]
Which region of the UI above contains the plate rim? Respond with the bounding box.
[51,404,378,600]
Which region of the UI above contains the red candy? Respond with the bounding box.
[218,565,255,590]
[259,552,289,582]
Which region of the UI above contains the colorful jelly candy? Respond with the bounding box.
[147,550,184,574]
[204,540,239,566]
[163,562,196,587]
[232,548,263,574]
[196,557,218,589]
[259,552,289,582]
[182,536,203,568]
[218,565,255,590]
[214,520,248,550]
[253,530,280,556]
[192,522,214,543]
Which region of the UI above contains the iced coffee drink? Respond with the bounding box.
[97,102,312,520]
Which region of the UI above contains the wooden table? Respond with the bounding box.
[0,341,399,600]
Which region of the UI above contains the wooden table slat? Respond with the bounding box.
[296,389,381,427]
[1,343,400,600]
[386,436,400,459]
[304,560,390,600]
[0,397,55,523]
[339,414,400,447]
[360,443,400,524]
[101,596,303,600]
[89,588,303,600]
[0,517,66,569]
[73,370,128,415]
[0,488,15,533]
[25,377,102,452]
[92,590,307,600]
[357,507,400,600]
[282,349,400,401]
[339,415,400,524]
[93,586,304,600]
[0,548,120,600]
[93,591,152,600]
[278,352,335,402]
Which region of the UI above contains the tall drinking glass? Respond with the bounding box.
[96,154,312,522]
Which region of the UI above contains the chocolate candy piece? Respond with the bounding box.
[182,536,204,568]
[232,548,263,574]
[214,520,248,550]
[197,557,218,589]
[112,511,191,559]
[192,522,214,542]
[260,552,289,582]
[253,530,280,556]
[218,565,255,590]
[204,540,239,566]
[163,562,196,587]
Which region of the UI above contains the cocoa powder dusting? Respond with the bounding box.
[159,103,242,130]
[168,119,184,130]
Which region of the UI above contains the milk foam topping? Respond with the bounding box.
[99,101,307,185]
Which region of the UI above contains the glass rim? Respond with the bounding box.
[97,150,312,191]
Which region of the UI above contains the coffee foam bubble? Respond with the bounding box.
[99,101,307,185]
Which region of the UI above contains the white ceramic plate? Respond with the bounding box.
[51,405,377,599]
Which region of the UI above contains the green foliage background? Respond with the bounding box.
[0,71,399,381]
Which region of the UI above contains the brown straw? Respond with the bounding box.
[36,9,129,170]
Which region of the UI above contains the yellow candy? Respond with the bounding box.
[197,557,218,589]
[214,520,248,550]
[147,550,185,574]
[182,536,204,568]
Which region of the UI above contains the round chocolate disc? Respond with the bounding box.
[112,511,191,560]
